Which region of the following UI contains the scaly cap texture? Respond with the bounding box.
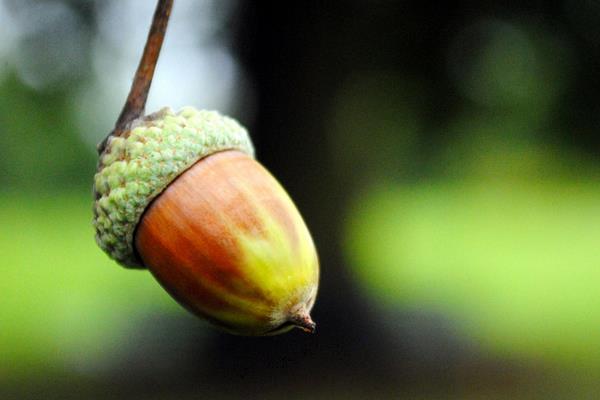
[93,106,255,267]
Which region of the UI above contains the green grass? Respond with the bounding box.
[345,179,600,368]
[0,191,179,377]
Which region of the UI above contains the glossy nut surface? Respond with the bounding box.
[135,150,319,335]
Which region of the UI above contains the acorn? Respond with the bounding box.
[92,0,318,336]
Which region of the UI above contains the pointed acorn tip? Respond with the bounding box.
[290,310,316,334]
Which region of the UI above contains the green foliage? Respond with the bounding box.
[0,76,96,191]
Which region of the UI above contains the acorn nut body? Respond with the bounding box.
[93,107,319,335]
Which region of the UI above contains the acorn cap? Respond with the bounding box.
[93,106,255,268]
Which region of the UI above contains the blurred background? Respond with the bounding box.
[2,0,600,398]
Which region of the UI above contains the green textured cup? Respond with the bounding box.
[93,106,255,268]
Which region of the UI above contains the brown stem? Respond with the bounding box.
[98,0,174,153]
